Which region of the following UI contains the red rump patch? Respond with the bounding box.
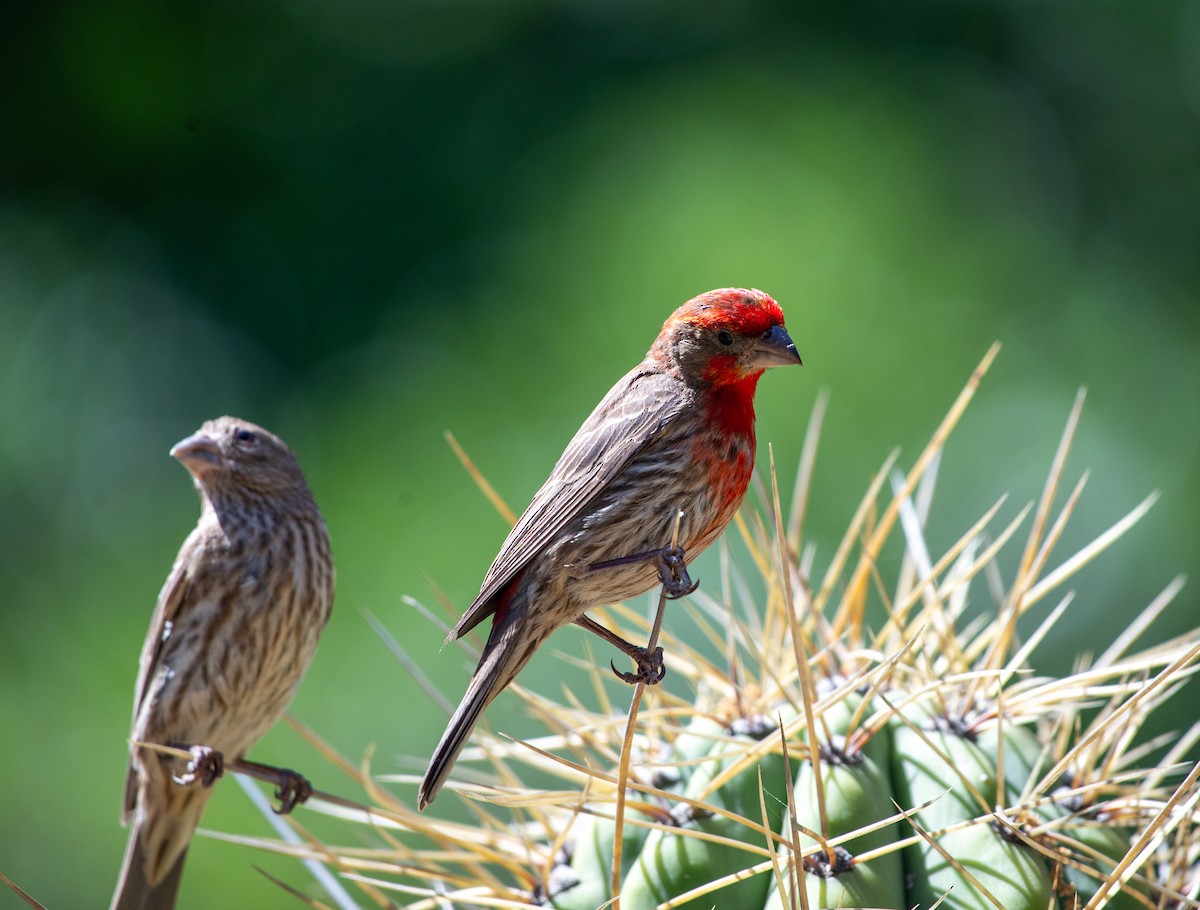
[669,287,784,336]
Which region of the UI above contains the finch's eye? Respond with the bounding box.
[717,330,734,347]
[234,429,258,445]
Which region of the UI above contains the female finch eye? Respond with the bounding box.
[235,429,258,444]
[717,330,734,346]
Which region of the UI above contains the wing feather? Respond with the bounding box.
[452,365,687,638]
[121,535,195,821]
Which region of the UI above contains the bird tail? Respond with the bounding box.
[109,821,188,910]
[418,601,537,810]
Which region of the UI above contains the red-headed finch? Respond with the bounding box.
[419,287,801,809]
[111,417,334,910]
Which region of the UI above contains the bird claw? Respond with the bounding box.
[656,546,698,599]
[271,770,314,815]
[173,745,224,788]
[610,646,666,686]
[589,544,699,600]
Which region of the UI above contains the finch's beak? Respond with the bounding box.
[749,324,803,369]
[171,431,223,477]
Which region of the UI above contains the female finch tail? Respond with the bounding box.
[111,822,187,910]
[418,599,537,810]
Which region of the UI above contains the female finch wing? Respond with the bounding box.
[451,366,688,639]
[121,540,194,821]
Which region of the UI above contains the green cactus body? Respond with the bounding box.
[670,714,735,766]
[554,805,655,910]
[889,711,1053,910]
[552,716,730,910]
[980,721,1145,907]
[764,695,905,909]
[1058,820,1142,908]
[552,700,1164,909]
[615,717,788,910]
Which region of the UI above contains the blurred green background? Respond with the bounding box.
[2,1,1198,907]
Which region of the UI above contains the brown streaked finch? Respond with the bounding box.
[110,417,334,910]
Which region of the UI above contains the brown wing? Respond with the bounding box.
[451,364,688,638]
[121,532,197,821]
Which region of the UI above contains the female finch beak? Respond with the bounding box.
[170,431,223,478]
[749,324,803,369]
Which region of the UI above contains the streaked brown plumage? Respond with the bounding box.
[110,417,334,910]
[419,288,801,809]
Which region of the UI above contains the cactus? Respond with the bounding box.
[245,349,1200,910]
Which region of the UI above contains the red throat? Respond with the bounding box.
[704,371,761,437]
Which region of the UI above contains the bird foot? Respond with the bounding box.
[610,645,666,686]
[655,545,699,599]
[588,544,698,600]
[270,769,314,815]
[235,757,315,814]
[173,745,224,788]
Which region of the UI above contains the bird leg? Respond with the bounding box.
[575,614,666,685]
[587,544,699,600]
[234,758,315,814]
[172,744,224,788]
[169,746,313,814]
